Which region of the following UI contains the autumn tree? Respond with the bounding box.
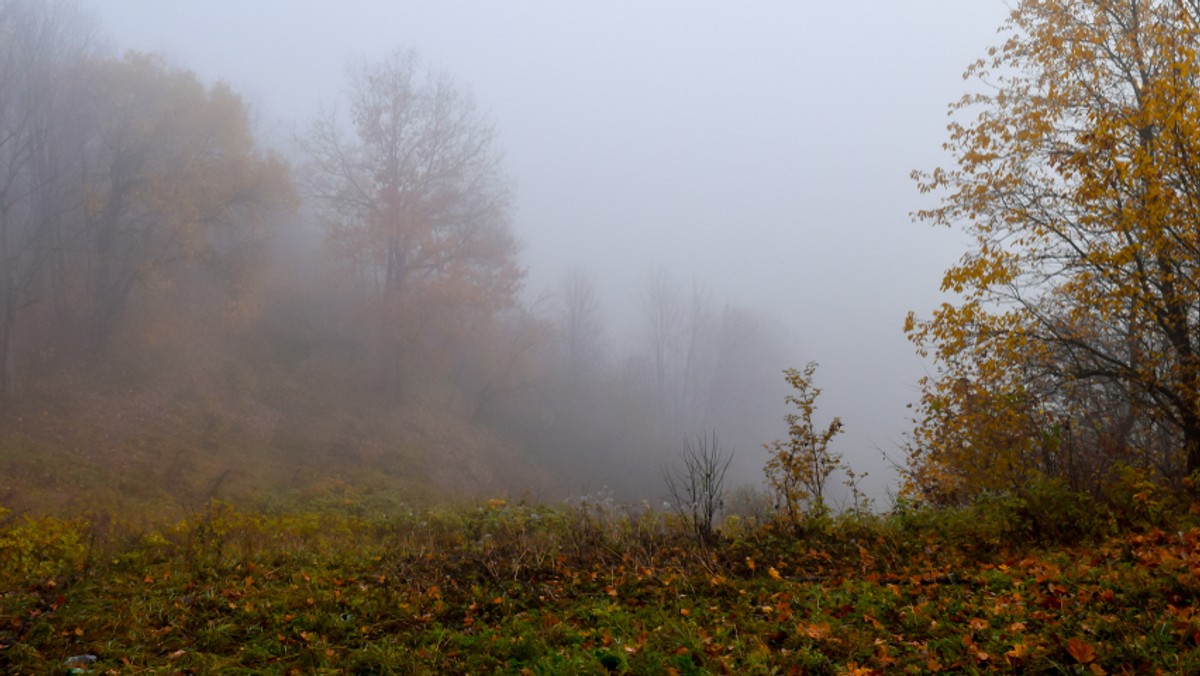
[77,52,295,353]
[302,49,521,397]
[0,0,294,399]
[907,0,1200,499]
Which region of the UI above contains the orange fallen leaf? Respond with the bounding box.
[1067,637,1096,664]
[1006,640,1031,663]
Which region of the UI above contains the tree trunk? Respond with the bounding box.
[0,284,13,398]
[1186,425,1200,476]
[0,208,14,397]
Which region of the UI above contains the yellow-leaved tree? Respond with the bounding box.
[764,362,844,521]
[907,0,1200,501]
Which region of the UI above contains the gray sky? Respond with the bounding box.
[89,0,1011,498]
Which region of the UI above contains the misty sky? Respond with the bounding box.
[88,0,1012,498]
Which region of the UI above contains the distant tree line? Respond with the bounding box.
[0,0,293,394]
[0,0,791,501]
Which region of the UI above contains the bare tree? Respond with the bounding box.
[0,0,97,394]
[639,270,716,430]
[640,269,681,417]
[556,267,605,393]
[679,279,714,428]
[663,432,733,546]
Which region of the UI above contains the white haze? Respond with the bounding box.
[89,0,1011,501]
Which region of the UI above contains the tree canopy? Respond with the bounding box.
[0,0,294,394]
[907,0,1200,500]
[302,50,522,397]
[303,50,520,306]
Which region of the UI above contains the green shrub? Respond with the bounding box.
[889,475,1106,552]
[0,509,90,584]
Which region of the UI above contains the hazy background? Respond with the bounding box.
[85,0,1011,500]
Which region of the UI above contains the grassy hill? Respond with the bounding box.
[0,363,555,521]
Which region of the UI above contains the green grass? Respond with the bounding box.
[5,490,1200,674]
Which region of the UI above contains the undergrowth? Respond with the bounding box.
[4,479,1200,674]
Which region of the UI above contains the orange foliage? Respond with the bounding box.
[302,50,522,395]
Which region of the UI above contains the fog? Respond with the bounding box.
[71,1,1009,503]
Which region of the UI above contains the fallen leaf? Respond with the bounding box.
[1067,637,1096,664]
[799,622,830,640]
[1005,640,1031,663]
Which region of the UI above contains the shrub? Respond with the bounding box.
[663,432,733,546]
[764,362,844,525]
